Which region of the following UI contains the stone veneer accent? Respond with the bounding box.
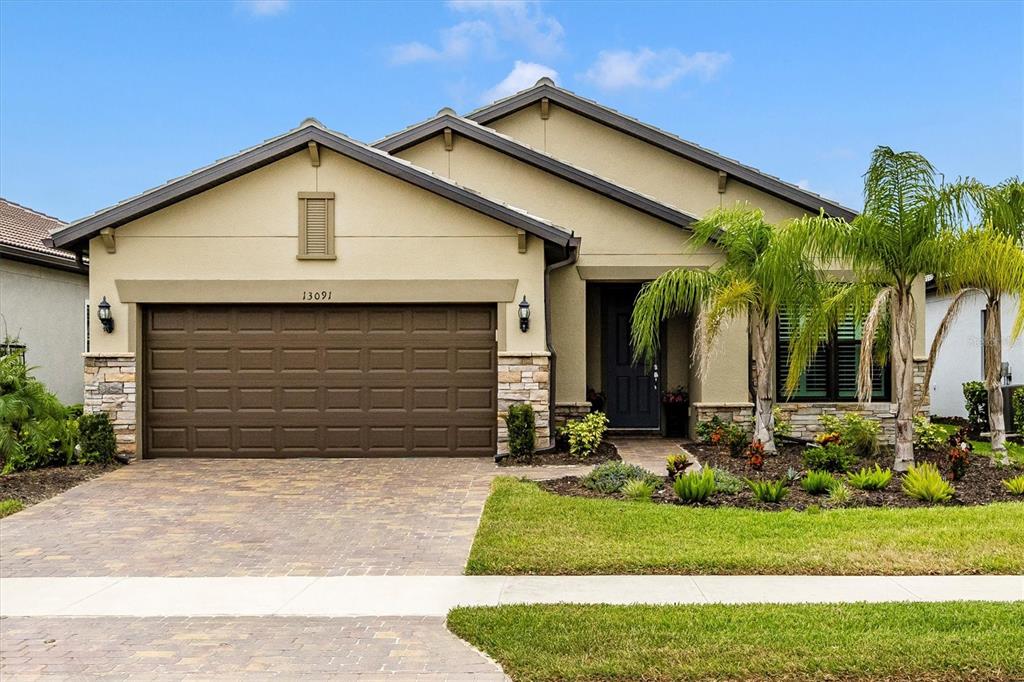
[84,353,137,458]
[497,351,551,452]
[554,401,591,428]
[693,402,755,436]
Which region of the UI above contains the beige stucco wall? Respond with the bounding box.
[88,148,548,356]
[0,258,89,404]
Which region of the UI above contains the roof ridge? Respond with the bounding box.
[0,197,67,226]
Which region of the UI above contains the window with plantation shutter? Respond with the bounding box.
[297,192,336,260]
[777,312,889,402]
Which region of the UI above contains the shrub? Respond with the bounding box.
[622,478,657,502]
[902,462,955,503]
[913,416,947,451]
[846,464,893,491]
[963,381,988,437]
[819,413,881,458]
[815,431,842,446]
[1002,475,1024,495]
[948,446,970,481]
[801,470,836,495]
[695,416,725,443]
[582,461,658,494]
[560,411,609,459]
[0,353,77,473]
[803,444,857,473]
[827,482,852,507]
[673,468,717,503]
[77,413,116,465]
[745,440,765,470]
[504,403,535,458]
[666,453,690,480]
[699,416,747,455]
[772,406,793,438]
[785,466,802,484]
[711,467,743,494]
[747,477,788,503]
[1013,387,1024,433]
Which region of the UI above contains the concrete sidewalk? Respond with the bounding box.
[3,575,1021,617]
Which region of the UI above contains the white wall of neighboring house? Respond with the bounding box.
[0,257,89,404]
[926,290,1024,417]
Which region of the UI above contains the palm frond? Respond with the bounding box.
[858,288,895,404]
[630,268,720,368]
[920,288,979,407]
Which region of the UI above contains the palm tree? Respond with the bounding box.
[630,205,818,453]
[924,179,1024,461]
[783,147,973,470]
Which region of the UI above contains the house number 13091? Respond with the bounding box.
[302,291,333,301]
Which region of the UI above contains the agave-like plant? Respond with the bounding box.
[924,178,1024,461]
[631,205,819,453]
[782,147,975,471]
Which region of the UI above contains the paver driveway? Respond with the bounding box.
[0,458,507,578]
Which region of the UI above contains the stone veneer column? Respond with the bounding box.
[84,353,137,458]
[554,401,591,428]
[692,402,754,436]
[497,351,551,453]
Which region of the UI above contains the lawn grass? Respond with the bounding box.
[466,478,1024,575]
[448,601,1024,681]
[0,498,24,518]
[933,423,1024,465]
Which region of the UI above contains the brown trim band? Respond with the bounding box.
[0,244,89,274]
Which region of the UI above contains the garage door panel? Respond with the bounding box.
[144,304,496,457]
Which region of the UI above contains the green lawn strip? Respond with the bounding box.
[466,478,1024,575]
[0,499,24,518]
[448,602,1024,682]
[933,422,1024,465]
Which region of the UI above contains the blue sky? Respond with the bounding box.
[1,0,1021,222]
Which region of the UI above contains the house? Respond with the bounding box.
[49,79,929,458]
[1,198,90,404]
[925,284,1023,420]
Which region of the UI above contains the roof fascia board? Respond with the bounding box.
[468,84,858,222]
[376,116,696,229]
[52,127,571,249]
[0,244,88,273]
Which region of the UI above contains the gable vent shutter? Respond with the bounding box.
[298,192,336,260]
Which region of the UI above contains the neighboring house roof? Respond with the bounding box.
[466,79,859,222]
[0,198,87,273]
[50,120,574,250]
[374,112,699,231]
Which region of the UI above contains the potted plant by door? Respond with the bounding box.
[662,385,689,438]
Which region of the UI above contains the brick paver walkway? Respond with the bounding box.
[0,616,506,681]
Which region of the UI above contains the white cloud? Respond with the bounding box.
[236,0,288,16]
[448,0,564,57]
[796,179,812,190]
[391,20,495,64]
[583,48,731,90]
[482,61,557,102]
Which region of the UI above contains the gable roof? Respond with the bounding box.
[50,121,573,250]
[1,198,87,273]
[375,112,698,231]
[466,79,858,222]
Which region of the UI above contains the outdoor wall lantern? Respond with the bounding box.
[97,296,114,333]
[518,295,531,332]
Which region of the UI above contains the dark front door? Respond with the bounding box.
[602,285,660,428]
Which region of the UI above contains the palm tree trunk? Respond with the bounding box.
[892,290,916,471]
[984,294,1009,462]
[750,309,776,453]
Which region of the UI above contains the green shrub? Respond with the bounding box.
[963,381,988,436]
[772,406,793,438]
[846,464,893,491]
[827,482,852,507]
[1013,387,1024,433]
[582,461,658,494]
[0,352,78,473]
[1002,475,1024,495]
[0,499,24,518]
[802,444,857,473]
[560,411,609,459]
[913,416,947,451]
[697,416,747,455]
[801,470,836,495]
[504,403,535,458]
[622,478,657,502]
[711,467,743,494]
[673,468,717,503]
[666,453,690,480]
[694,416,725,443]
[747,477,788,503]
[818,413,880,458]
[902,462,955,503]
[77,413,116,465]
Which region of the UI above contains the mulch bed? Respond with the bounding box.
[538,442,1023,510]
[0,464,121,508]
[498,440,620,467]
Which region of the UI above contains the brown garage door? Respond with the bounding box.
[143,304,497,457]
